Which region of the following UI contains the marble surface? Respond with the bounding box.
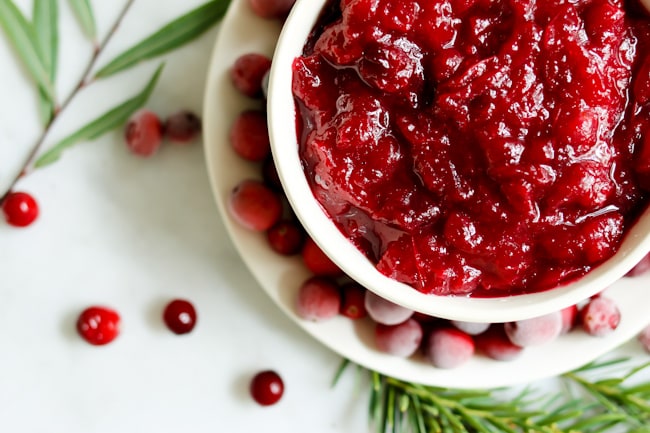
[0,1,647,432]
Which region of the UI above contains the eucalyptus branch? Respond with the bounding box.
[0,0,135,205]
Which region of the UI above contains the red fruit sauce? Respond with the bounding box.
[292,0,650,297]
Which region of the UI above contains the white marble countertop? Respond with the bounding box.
[0,1,647,432]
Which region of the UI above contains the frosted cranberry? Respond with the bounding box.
[231,53,272,98]
[296,276,341,321]
[124,109,163,157]
[248,0,295,19]
[364,290,413,326]
[560,305,579,334]
[451,321,490,335]
[504,312,562,347]
[375,319,423,357]
[475,325,524,361]
[2,191,38,227]
[340,283,367,319]
[301,237,343,276]
[262,156,283,191]
[580,296,621,337]
[163,299,197,335]
[164,110,201,144]
[625,253,650,277]
[425,327,475,369]
[639,325,650,353]
[77,306,120,346]
[229,180,283,231]
[267,221,304,255]
[230,110,270,161]
[250,370,284,406]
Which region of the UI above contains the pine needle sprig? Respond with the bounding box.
[334,357,650,433]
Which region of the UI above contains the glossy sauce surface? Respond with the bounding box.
[292,0,650,297]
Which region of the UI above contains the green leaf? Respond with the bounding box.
[68,0,96,40]
[0,0,55,101]
[35,63,164,168]
[94,0,230,78]
[33,0,59,125]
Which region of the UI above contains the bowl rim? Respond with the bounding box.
[267,0,650,323]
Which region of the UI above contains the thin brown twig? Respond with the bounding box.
[0,0,136,204]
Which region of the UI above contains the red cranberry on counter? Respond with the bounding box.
[163,299,197,335]
[164,110,202,144]
[77,306,120,346]
[2,191,39,227]
[250,370,284,406]
[124,109,163,157]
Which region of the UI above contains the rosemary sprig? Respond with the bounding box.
[335,357,650,433]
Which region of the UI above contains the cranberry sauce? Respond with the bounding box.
[292,0,650,297]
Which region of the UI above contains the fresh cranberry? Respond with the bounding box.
[266,220,304,255]
[164,110,201,144]
[230,110,271,161]
[248,0,295,19]
[250,370,284,406]
[374,318,423,357]
[301,237,343,276]
[296,276,341,321]
[474,325,524,361]
[231,53,272,98]
[639,325,650,353]
[340,283,367,319]
[504,312,562,347]
[77,306,120,346]
[2,191,39,227]
[229,179,283,231]
[425,327,475,369]
[364,290,413,326]
[163,299,197,335]
[124,109,163,157]
[580,296,621,337]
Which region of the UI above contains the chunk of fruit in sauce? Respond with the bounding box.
[293,0,650,297]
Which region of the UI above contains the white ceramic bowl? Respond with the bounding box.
[267,0,650,323]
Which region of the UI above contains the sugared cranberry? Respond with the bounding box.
[451,321,490,335]
[231,53,272,98]
[625,253,650,277]
[560,304,579,334]
[163,299,197,335]
[504,312,562,347]
[250,370,284,406]
[364,290,413,326]
[124,109,163,157]
[580,296,621,337]
[230,110,271,161]
[296,276,341,321]
[375,318,423,357]
[639,325,650,353]
[267,220,304,255]
[2,191,38,227]
[77,306,120,346]
[248,0,295,19]
[425,327,475,369]
[474,325,524,361]
[164,110,201,144]
[229,179,283,231]
[340,283,367,319]
[301,237,343,276]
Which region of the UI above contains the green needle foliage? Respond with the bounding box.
[334,358,650,433]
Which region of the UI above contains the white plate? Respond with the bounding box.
[203,0,650,389]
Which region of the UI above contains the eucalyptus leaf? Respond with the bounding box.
[33,0,59,124]
[68,0,96,40]
[94,0,230,78]
[0,0,55,101]
[35,63,164,168]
